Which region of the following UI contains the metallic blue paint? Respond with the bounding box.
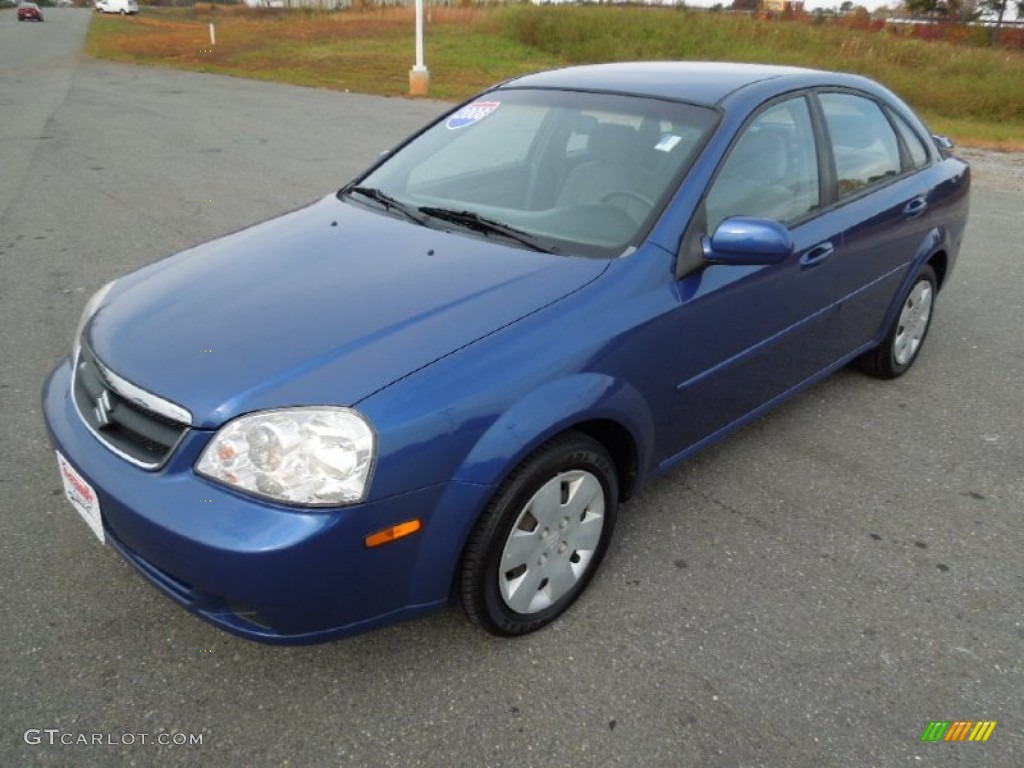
[89,195,607,430]
[42,63,970,643]
[704,217,794,263]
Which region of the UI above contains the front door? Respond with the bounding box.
[667,95,844,456]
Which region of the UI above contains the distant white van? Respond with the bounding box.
[95,0,139,14]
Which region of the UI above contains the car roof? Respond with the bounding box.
[501,61,863,107]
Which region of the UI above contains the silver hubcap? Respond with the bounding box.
[893,279,933,366]
[499,470,605,615]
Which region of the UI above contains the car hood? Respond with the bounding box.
[86,194,608,428]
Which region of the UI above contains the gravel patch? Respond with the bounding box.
[957,147,1024,192]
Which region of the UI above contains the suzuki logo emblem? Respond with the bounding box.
[93,390,114,429]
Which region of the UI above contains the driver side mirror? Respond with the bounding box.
[701,217,794,266]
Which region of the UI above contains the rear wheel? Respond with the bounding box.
[459,432,618,636]
[853,264,937,379]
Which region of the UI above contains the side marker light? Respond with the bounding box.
[365,519,422,548]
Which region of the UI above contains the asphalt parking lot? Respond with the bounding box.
[2,9,1021,767]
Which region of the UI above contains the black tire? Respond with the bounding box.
[459,431,619,637]
[853,263,937,379]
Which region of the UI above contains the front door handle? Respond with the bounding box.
[799,242,834,268]
[903,196,928,219]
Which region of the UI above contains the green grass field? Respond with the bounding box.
[86,5,1024,149]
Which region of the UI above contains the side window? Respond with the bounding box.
[820,93,901,199]
[888,109,930,170]
[705,97,819,232]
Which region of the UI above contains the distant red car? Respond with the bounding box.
[17,2,44,21]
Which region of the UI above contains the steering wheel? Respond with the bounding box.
[601,190,656,209]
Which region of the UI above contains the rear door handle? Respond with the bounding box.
[799,242,834,268]
[903,196,928,219]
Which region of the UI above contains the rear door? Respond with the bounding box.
[814,91,935,356]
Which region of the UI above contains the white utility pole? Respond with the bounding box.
[409,0,430,96]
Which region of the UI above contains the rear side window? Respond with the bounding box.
[820,93,901,199]
[889,110,930,169]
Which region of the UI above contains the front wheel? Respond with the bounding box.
[459,431,619,636]
[853,263,937,379]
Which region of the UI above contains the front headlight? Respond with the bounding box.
[72,280,116,359]
[196,407,376,506]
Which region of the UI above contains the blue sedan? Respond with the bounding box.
[43,62,970,643]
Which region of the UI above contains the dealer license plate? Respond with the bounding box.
[56,452,104,544]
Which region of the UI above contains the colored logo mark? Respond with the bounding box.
[446,101,500,130]
[920,720,997,742]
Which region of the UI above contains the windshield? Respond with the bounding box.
[347,88,718,257]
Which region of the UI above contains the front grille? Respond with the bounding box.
[72,343,190,469]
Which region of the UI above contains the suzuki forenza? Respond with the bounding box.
[43,63,970,643]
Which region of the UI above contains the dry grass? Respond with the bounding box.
[86,7,561,101]
[86,6,1024,150]
[502,6,1024,150]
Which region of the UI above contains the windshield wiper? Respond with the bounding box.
[418,206,556,254]
[344,186,427,226]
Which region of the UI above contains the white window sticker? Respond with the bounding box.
[654,134,682,153]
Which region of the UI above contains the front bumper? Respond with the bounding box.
[42,357,491,644]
